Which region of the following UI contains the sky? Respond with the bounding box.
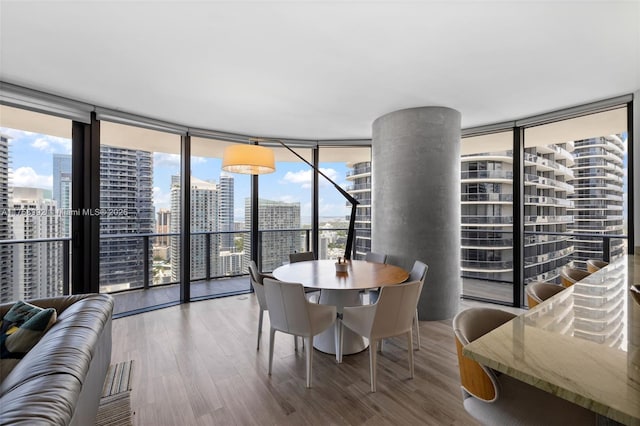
[1,127,352,223]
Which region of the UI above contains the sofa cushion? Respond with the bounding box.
[0,294,113,426]
[0,295,112,397]
[1,301,57,359]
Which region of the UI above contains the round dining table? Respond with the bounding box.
[272,259,409,358]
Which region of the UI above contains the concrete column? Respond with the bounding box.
[372,106,461,320]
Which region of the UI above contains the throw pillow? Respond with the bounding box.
[0,301,57,359]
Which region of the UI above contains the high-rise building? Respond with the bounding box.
[218,173,235,251]
[461,143,574,287]
[461,134,626,294]
[156,208,171,247]
[568,136,626,267]
[10,187,63,301]
[244,198,301,272]
[170,176,219,281]
[153,208,171,262]
[523,142,575,283]
[345,161,372,259]
[99,145,154,290]
[52,154,72,237]
[0,134,14,302]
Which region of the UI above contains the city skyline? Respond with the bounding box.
[0,127,352,222]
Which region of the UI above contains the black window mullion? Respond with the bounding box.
[513,126,524,308]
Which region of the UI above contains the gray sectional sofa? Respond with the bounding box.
[0,294,114,425]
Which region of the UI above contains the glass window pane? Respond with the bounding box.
[0,105,72,302]
[318,147,371,260]
[189,137,251,298]
[257,145,311,272]
[99,121,181,314]
[523,107,627,296]
[461,131,514,303]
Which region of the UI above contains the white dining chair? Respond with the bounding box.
[287,252,321,302]
[289,251,315,263]
[364,251,387,264]
[263,278,337,388]
[338,280,423,392]
[453,307,596,425]
[369,260,428,351]
[248,261,302,351]
[361,252,388,303]
[406,260,428,350]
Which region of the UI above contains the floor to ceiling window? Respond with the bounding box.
[523,107,628,287]
[189,137,251,298]
[0,105,72,303]
[460,131,514,303]
[1,84,634,314]
[98,121,181,313]
[256,144,312,272]
[460,101,631,307]
[318,146,371,260]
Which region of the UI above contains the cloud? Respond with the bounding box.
[153,186,171,209]
[276,195,298,203]
[30,136,71,154]
[154,153,181,169]
[154,153,207,170]
[9,167,53,189]
[318,198,350,217]
[0,128,35,139]
[191,156,208,164]
[281,168,340,189]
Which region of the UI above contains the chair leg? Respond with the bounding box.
[294,335,298,352]
[369,339,378,392]
[407,331,414,379]
[257,310,264,350]
[336,320,343,363]
[414,308,421,351]
[268,328,276,376]
[305,336,314,388]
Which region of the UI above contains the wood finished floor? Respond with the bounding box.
[111,295,516,425]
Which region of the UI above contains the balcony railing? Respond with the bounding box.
[461,170,513,180]
[0,237,71,300]
[0,226,373,303]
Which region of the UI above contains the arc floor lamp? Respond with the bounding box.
[222,139,359,260]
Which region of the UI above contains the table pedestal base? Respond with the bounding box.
[314,289,367,359]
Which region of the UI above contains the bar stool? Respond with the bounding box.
[559,266,591,288]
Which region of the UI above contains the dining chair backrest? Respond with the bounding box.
[560,266,591,288]
[526,282,564,308]
[371,280,423,340]
[365,252,387,264]
[452,308,516,402]
[248,260,262,284]
[289,251,315,263]
[408,260,428,284]
[248,260,267,309]
[263,278,311,336]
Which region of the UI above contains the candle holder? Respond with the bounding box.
[335,258,348,273]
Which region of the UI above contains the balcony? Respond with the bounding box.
[0,227,371,316]
[461,170,513,181]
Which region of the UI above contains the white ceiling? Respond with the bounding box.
[1,0,639,140]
